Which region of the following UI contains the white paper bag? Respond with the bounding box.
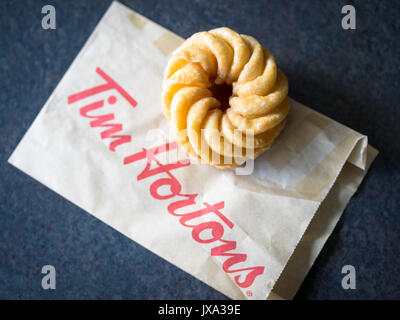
[8,1,378,300]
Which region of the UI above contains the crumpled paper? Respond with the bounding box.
[8,1,378,300]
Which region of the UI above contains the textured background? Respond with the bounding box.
[1,0,399,299]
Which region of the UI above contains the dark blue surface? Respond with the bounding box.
[1,0,399,299]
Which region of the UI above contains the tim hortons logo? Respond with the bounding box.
[67,67,265,289]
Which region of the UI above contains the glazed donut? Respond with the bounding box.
[162,27,290,169]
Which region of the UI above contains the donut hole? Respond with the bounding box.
[209,82,233,112]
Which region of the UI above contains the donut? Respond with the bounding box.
[162,27,290,169]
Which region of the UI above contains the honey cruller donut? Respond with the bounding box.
[162,27,290,169]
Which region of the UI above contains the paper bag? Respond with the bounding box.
[8,2,378,300]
